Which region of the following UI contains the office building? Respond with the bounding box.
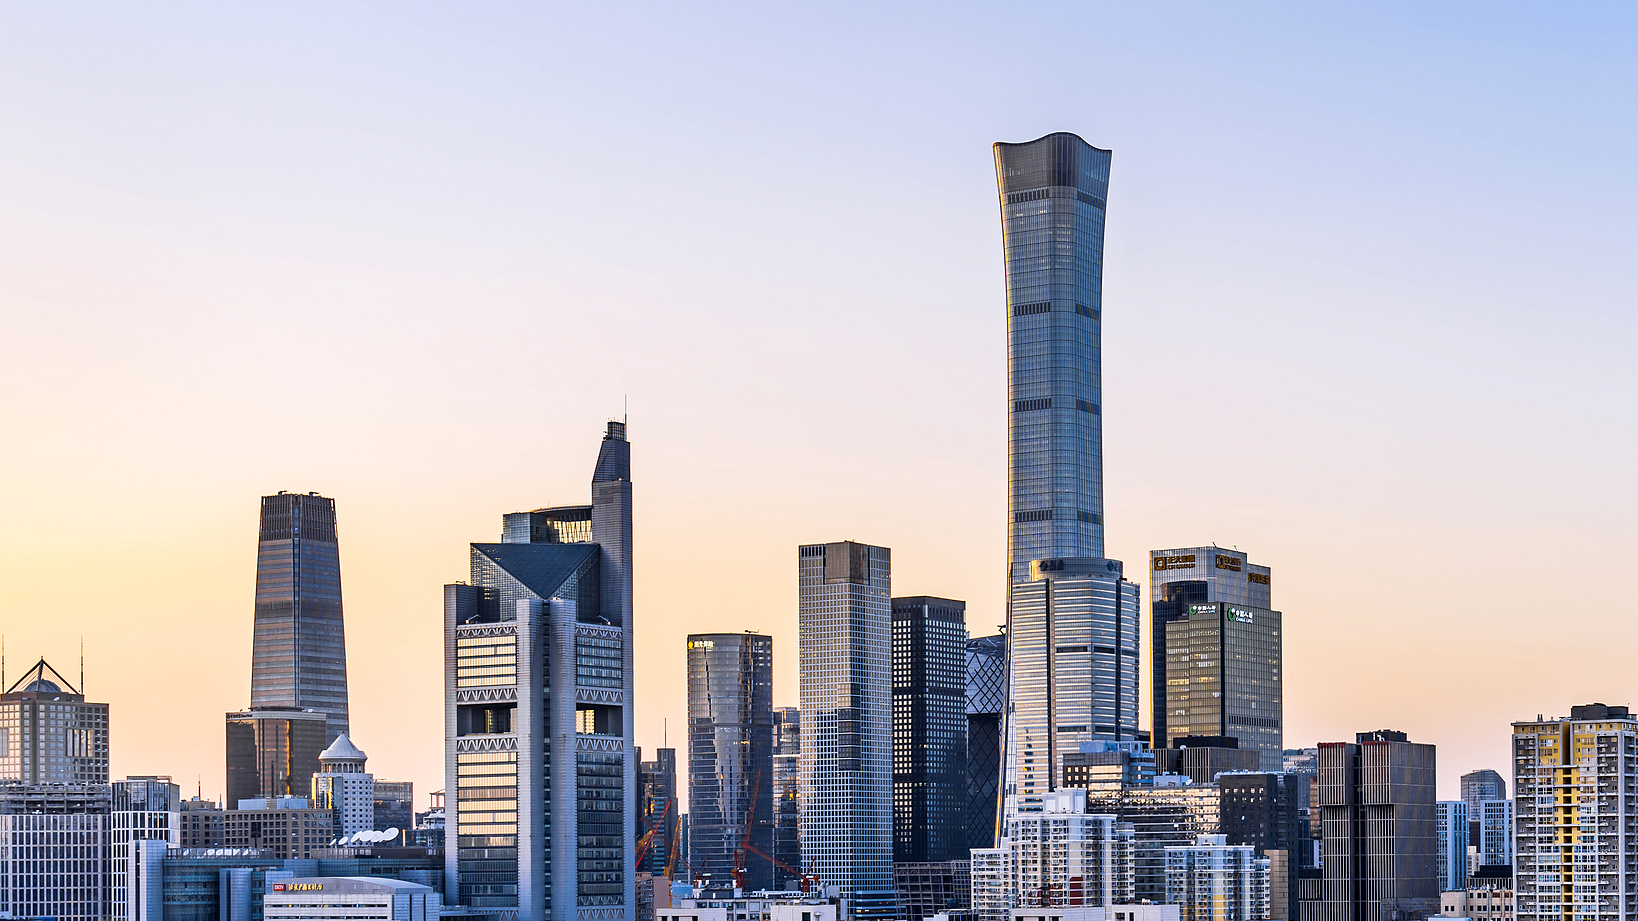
[226,706,328,804]
[967,634,1006,851]
[1084,779,1221,904]
[638,747,679,876]
[1473,798,1512,869]
[1157,738,1261,784]
[1512,703,1638,921]
[224,795,335,859]
[896,859,971,920]
[443,421,636,918]
[990,787,1136,909]
[1064,741,1158,788]
[1459,770,1506,811]
[798,541,893,918]
[1301,730,1437,921]
[1281,750,1317,776]
[1436,801,1469,892]
[0,657,110,783]
[179,793,224,847]
[0,783,111,921]
[1165,835,1270,921]
[892,595,968,863]
[1217,771,1305,920]
[1149,548,1281,769]
[772,707,801,887]
[263,876,440,919]
[996,133,1140,812]
[311,733,374,837]
[1009,908,1178,921]
[686,632,774,890]
[111,775,180,921]
[251,491,350,743]
[373,780,414,834]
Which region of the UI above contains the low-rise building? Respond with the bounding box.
[263,876,439,920]
[223,796,335,859]
[1008,905,1180,921]
[179,794,224,847]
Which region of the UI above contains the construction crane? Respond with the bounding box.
[730,770,764,892]
[664,810,690,881]
[634,797,673,869]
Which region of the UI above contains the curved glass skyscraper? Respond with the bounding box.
[996,134,1139,818]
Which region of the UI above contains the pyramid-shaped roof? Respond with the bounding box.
[319,732,368,763]
[4,658,80,697]
[472,542,598,600]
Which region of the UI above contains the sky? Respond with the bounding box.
[2,3,1636,808]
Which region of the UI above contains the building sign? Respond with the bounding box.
[1153,554,1196,571]
[1247,572,1270,585]
[1226,607,1255,623]
[270,882,325,891]
[1214,554,1242,571]
[688,640,713,649]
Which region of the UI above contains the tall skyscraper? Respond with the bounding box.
[225,706,327,805]
[1149,547,1282,767]
[996,133,1139,813]
[1512,703,1638,921]
[1459,769,1506,810]
[250,491,349,744]
[964,634,1005,851]
[891,596,968,863]
[443,421,636,919]
[771,707,802,887]
[0,658,109,784]
[686,632,774,891]
[1301,730,1437,921]
[1435,800,1470,891]
[637,747,679,877]
[798,541,893,918]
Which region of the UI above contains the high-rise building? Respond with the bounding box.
[798,541,893,918]
[111,775,180,921]
[251,491,350,744]
[226,706,328,805]
[638,747,679,877]
[1512,703,1638,921]
[443,421,635,918]
[1473,798,1512,869]
[1164,835,1271,921]
[373,781,414,835]
[772,708,801,887]
[1083,779,1222,904]
[1149,548,1281,768]
[996,133,1139,813]
[312,733,374,838]
[984,787,1136,910]
[0,783,111,921]
[966,634,1006,851]
[1156,739,1261,785]
[1459,770,1506,811]
[686,632,774,891]
[1301,730,1437,921]
[891,596,968,863]
[895,860,971,921]
[1435,801,1469,891]
[1217,771,1305,921]
[0,658,110,783]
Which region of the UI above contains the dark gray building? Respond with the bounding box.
[637,747,678,876]
[891,596,967,864]
[373,780,414,834]
[1459,768,1506,810]
[225,706,327,805]
[0,658,109,784]
[442,421,636,918]
[772,707,801,887]
[1149,547,1282,769]
[1302,730,1438,921]
[686,632,773,891]
[964,634,1004,851]
[250,491,350,744]
[1219,771,1307,921]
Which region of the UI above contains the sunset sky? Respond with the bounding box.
[2,3,1636,808]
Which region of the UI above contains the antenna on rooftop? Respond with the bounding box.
[624,394,629,426]
[80,637,84,696]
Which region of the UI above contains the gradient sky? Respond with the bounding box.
[2,3,1636,809]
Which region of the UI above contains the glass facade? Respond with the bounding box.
[251,492,349,744]
[1150,547,1281,767]
[772,707,801,888]
[686,633,774,890]
[798,542,893,915]
[637,747,678,876]
[965,635,1005,852]
[1083,782,1223,904]
[224,707,328,805]
[890,596,968,863]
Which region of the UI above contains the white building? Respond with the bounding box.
[262,877,439,919]
[310,733,374,837]
[1513,703,1638,921]
[657,894,844,921]
[972,788,1136,921]
[1009,905,1180,921]
[972,847,1009,921]
[1163,835,1269,921]
[111,776,179,921]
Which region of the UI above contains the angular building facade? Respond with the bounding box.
[443,422,636,920]
[250,491,350,744]
[996,132,1139,815]
[891,596,968,863]
[772,707,802,888]
[1149,547,1281,768]
[1459,769,1506,810]
[0,783,112,921]
[798,541,893,918]
[226,706,327,805]
[966,634,1006,851]
[0,658,109,784]
[685,632,774,891]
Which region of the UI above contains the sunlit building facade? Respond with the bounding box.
[0,659,109,784]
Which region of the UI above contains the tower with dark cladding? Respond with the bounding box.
[995,134,1138,815]
[250,491,350,744]
[444,421,636,921]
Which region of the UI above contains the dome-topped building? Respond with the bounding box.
[318,732,368,774]
[1,657,109,784]
[312,732,374,838]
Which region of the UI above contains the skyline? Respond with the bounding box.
[3,3,1638,815]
